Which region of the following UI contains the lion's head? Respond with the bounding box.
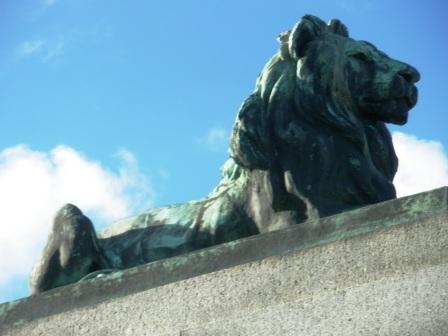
[228,15,420,218]
[284,17,419,126]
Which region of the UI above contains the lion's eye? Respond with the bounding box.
[351,52,373,63]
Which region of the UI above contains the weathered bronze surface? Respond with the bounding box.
[30,14,420,294]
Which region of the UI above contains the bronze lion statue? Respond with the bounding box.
[30,15,419,294]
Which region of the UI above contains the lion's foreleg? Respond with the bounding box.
[29,204,109,294]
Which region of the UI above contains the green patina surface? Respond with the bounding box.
[82,187,448,286]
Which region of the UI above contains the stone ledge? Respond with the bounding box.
[1,187,447,335]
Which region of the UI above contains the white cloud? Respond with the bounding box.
[42,40,64,62]
[43,0,57,8]
[199,127,229,152]
[19,39,46,56]
[18,38,65,62]
[0,145,155,289]
[393,132,448,197]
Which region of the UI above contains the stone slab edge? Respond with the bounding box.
[1,186,447,329]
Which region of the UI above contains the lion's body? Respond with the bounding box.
[30,15,420,293]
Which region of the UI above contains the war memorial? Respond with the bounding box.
[1,15,446,335]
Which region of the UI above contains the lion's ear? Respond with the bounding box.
[289,15,326,60]
[328,19,349,37]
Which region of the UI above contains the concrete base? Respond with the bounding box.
[1,187,447,335]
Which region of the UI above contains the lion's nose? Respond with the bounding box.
[398,64,420,84]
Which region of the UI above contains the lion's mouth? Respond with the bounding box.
[363,97,411,108]
[362,84,418,109]
[360,96,413,125]
[364,95,416,109]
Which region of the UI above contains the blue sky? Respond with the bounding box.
[0,0,447,303]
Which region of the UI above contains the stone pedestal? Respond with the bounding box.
[1,187,447,335]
